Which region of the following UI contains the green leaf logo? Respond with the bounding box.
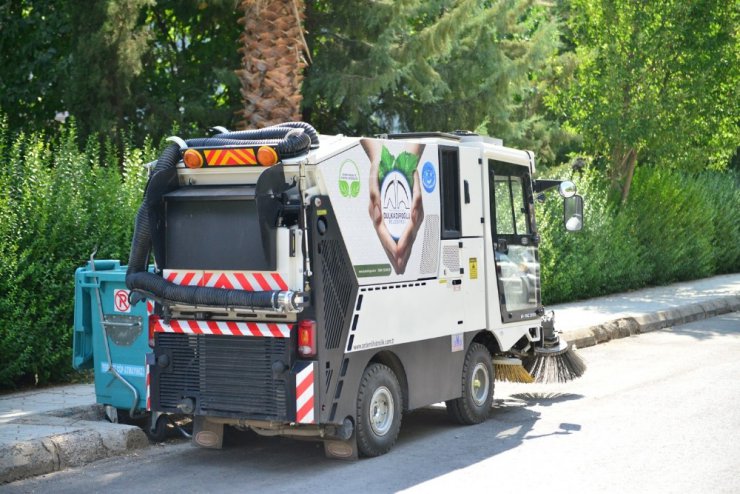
[339,180,350,197]
[338,159,361,199]
[377,146,420,184]
[350,180,360,198]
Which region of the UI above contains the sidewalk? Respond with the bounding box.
[0,385,148,484]
[550,272,740,348]
[1,273,739,484]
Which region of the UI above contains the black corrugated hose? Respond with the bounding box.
[125,122,318,309]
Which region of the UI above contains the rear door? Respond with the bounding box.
[488,160,541,323]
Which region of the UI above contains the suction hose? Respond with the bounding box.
[125,122,318,310]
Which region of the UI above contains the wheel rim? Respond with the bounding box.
[369,386,394,436]
[470,363,490,407]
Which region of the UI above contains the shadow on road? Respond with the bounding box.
[7,393,586,494]
[136,396,582,492]
[508,392,583,406]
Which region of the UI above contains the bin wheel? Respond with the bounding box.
[147,414,169,442]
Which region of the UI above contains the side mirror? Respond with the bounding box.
[564,194,584,232]
[558,181,577,198]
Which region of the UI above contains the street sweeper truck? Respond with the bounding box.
[119,122,585,458]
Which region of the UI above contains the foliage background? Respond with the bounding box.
[0,0,738,388]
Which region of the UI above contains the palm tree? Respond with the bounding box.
[236,0,309,128]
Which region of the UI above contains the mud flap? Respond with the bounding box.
[323,432,359,461]
[193,415,224,449]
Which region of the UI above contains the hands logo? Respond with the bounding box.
[363,140,426,275]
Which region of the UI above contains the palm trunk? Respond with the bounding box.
[236,0,308,129]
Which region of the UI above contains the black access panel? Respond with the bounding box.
[163,186,276,271]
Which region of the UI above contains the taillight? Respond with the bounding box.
[297,319,317,358]
[148,316,156,348]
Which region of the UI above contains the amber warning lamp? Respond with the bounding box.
[183,149,204,169]
[257,146,278,166]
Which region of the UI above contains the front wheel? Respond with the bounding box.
[446,343,494,425]
[356,363,403,457]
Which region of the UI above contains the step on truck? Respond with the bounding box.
[122,122,585,458]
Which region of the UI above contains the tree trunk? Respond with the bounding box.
[236,0,308,129]
[620,147,638,204]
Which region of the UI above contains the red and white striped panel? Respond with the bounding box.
[163,269,289,291]
[145,360,151,411]
[295,363,316,424]
[150,316,291,338]
[163,269,203,287]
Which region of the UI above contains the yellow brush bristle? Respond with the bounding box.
[493,358,534,384]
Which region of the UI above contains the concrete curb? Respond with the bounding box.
[566,295,740,350]
[0,408,149,484]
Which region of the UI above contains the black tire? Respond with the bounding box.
[356,363,403,457]
[147,413,169,442]
[446,343,494,425]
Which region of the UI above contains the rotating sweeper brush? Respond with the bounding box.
[524,311,586,383]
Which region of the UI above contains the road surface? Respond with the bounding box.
[4,312,739,494]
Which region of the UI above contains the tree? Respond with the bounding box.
[302,0,569,162]
[131,0,243,139]
[0,0,243,144]
[236,0,308,128]
[551,0,740,202]
[0,1,73,132]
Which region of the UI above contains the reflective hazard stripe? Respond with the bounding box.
[204,148,257,166]
[162,270,288,291]
[163,270,203,287]
[150,317,291,338]
[145,360,151,411]
[295,363,316,424]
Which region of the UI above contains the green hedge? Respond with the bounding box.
[537,165,740,304]
[0,119,738,388]
[0,118,153,388]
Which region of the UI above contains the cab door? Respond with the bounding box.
[488,159,541,323]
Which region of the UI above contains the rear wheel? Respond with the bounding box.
[356,363,402,457]
[446,343,493,425]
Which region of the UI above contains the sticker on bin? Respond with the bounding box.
[101,362,145,377]
[114,289,131,313]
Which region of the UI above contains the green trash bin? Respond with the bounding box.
[73,260,151,418]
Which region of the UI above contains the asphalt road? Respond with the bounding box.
[4,312,739,494]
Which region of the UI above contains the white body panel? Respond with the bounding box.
[458,145,484,238]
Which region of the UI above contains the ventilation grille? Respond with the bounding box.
[420,214,440,274]
[443,244,460,273]
[155,333,289,420]
[320,239,354,349]
[325,369,333,389]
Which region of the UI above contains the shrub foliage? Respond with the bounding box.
[0,118,152,387]
[537,165,740,304]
